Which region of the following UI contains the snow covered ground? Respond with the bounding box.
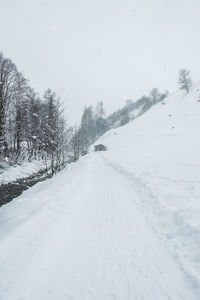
[0,85,200,299]
[0,160,46,185]
[97,85,200,291]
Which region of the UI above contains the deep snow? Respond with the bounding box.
[0,159,46,185]
[0,85,200,299]
[97,85,200,290]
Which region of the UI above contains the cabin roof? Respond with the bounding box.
[95,144,106,147]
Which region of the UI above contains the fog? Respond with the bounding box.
[1,0,200,122]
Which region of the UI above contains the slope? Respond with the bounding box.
[97,84,200,289]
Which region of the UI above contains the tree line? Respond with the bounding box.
[0,52,69,175]
[70,101,107,161]
[71,88,168,161]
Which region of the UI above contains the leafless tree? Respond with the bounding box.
[178,69,192,93]
[0,52,17,157]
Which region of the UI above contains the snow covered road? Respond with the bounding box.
[0,153,199,300]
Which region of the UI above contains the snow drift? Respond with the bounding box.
[97,83,200,289]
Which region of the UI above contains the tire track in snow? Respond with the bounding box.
[0,153,199,300]
[102,153,200,291]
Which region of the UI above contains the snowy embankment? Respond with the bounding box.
[97,84,200,289]
[0,160,46,185]
[0,85,200,299]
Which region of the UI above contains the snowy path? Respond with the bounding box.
[0,153,199,300]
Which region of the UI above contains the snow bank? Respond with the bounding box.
[0,160,46,185]
[97,84,200,288]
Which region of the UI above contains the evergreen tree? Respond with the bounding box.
[80,106,95,154]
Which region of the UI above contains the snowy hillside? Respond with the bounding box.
[0,85,200,299]
[97,84,200,288]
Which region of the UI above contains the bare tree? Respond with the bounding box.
[178,69,192,93]
[0,52,17,157]
[70,126,81,161]
[0,52,71,175]
[13,72,27,158]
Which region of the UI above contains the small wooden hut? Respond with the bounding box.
[94,144,107,151]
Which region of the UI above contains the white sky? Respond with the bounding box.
[1,0,200,123]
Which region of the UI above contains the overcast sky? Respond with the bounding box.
[1,0,200,123]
